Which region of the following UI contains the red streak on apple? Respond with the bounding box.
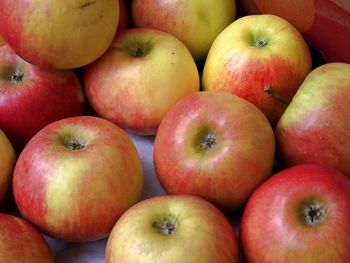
[213,54,300,125]
[0,214,54,262]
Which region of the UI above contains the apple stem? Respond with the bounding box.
[264,85,290,105]
[11,69,24,84]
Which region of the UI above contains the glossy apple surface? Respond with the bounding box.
[0,45,85,152]
[275,62,350,177]
[202,14,312,126]
[153,91,275,211]
[0,213,54,263]
[13,116,144,242]
[0,130,16,204]
[106,195,240,263]
[84,28,199,135]
[240,164,350,262]
[0,0,119,69]
[131,0,236,61]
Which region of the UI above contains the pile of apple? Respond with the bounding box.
[0,0,349,262]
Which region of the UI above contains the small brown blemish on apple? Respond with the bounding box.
[80,0,96,9]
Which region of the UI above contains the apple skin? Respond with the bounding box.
[153,91,275,211]
[106,194,240,263]
[0,0,119,69]
[202,14,312,126]
[0,213,54,263]
[118,0,128,30]
[84,28,200,135]
[0,45,85,152]
[131,0,236,61]
[275,62,350,177]
[0,35,5,47]
[240,164,350,262]
[13,116,144,242]
[0,130,16,204]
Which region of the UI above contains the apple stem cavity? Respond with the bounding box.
[152,215,178,236]
[301,201,327,227]
[11,69,24,84]
[264,85,290,105]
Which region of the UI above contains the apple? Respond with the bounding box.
[0,45,85,152]
[0,0,119,69]
[84,28,200,135]
[106,194,240,263]
[131,0,236,61]
[0,35,5,47]
[275,62,350,177]
[240,164,350,262]
[202,14,312,126]
[153,91,275,211]
[238,0,350,63]
[0,130,16,204]
[0,213,54,262]
[118,0,128,30]
[13,116,144,242]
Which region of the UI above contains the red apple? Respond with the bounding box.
[153,91,275,211]
[0,45,85,152]
[275,62,350,177]
[106,194,240,263]
[13,116,144,242]
[0,130,16,204]
[0,35,5,47]
[118,0,128,30]
[202,14,312,126]
[0,0,119,69]
[0,213,54,263]
[240,164,350,262]
[131,0,236,61]
[84,28,199,135]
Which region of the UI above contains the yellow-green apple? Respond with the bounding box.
[153,91,275,211]
[202,14,312,126]
[0,213,54,263]
[0,0,119,69]
[84,28,200,135]
[275,62,350,177]
[240,164,350,262]
[12,116,144,242]
[0,45,85,152]
[106,194,240,263]
[131,0,236,61]
[0,130,16,204]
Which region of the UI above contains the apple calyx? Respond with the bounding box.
[254,39,268,48]
[301,200,327,227]
[196,129,217,153]
[64,139,86,150]
[126,41,151,58]
[10,69,24,84]
[152,214,178,236]
[264,85,290,105]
